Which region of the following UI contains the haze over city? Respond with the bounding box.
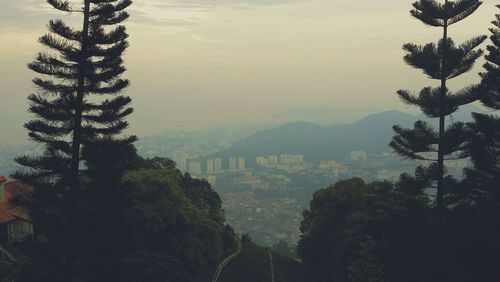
[0,0,496,145]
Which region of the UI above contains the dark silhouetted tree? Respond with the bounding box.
[297,178,430,282]
[465,5,500,203]
[390,0,486,212]
[13,0,134,279]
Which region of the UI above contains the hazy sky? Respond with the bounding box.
[0,0,497,145]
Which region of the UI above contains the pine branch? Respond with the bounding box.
[47,0,74,12]
[48,20,81,42]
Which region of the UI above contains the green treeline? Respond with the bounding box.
[297,177,500,282]
[9,144,238,281]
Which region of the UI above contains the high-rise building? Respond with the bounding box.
[238,157,246,170]
[350,150,368,161]
[319,160,337,170]
[174,151,187,171]
[256,156,265,165]
[207,175,217,187]
[188,161,202,175]
[207,159,214,173]
[280,154,304,164]
[229,157,237,171]
[256,156,269,167]
[268,155,279,165]
[214,158,222,172]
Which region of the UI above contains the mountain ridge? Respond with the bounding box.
[198,105,488,166]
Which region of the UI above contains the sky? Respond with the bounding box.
[0,0,497,145]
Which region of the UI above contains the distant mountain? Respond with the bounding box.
[200,110,415,166]
[200,105,488,166]
[275,106,378,125]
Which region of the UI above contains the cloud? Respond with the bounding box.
[147,0,302,8]
[127,0,302,28]
[190,34,225,43]
[0,0,302,30]
[131,10,200,27]
[0,0,54,28]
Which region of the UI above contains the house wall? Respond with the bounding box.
[0,224,7,243]
[0,181,5,202]
[7,219,33,242]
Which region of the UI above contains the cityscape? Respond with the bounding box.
[0,121,473,247]
[170,146,471,245]
[0,123,473,247]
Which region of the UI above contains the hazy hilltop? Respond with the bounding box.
[274,106,377,125]
[199,104,488,165]
[200,110,418,165]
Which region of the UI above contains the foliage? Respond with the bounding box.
[390,0,486,211]
[13,139,231,281]
[14,0,135,182]
[12,0,135,279]
[76,148,228,281]
[111,251,193,282]
[298,177,500,282]
[271,240,296,258]
[298,178,429,282]
[463,5,500,204]
[181,173,225,226]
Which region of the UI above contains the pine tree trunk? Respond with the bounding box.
[67,0,91,280]
[437,0,449,213]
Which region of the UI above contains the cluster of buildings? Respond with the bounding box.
[349,150,368,161]
[256,154,304,167]
[174,151,369,181]
[184,156,247,176]
[256,154,307,173]
[317,160,349,177]
[174,151,188,171]
[222,191,303,246]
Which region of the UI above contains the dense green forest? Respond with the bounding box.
[1,0,500,281]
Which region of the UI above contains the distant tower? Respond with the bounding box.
[229,157,237,171]
[174,151,188,171]
[207,159,214,173]
[214,158,222,172]
[207,175,217,187]
[188,161,202,175]
[238,157,246,170]
[268,155,278,165]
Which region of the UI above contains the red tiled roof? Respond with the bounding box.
[0,176,6,183]
[9,206,31,222]
[0,179,33,224]
[0,209,15,224]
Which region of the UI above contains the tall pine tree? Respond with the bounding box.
[13,0,135,279]
[465,5,500,203]
[390,0,486,212]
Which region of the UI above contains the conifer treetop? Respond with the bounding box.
[411,0,483,27]
[480,5,500,109]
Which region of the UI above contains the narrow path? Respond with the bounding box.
[212,238,242,282]
[268,251,275,282]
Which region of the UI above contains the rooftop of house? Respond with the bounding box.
[0,177,32,224]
